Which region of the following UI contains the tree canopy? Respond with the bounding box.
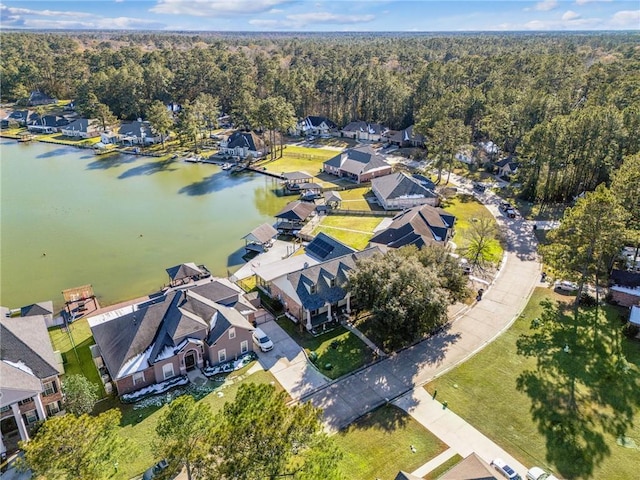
[19,409,132,480]
[61,374,99,415]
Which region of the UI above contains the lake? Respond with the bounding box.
[0,140,290,309]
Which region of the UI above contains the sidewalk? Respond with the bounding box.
[394,387,528,477]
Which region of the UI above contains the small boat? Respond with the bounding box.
[221,163,232,171]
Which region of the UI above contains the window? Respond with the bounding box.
[43,380,58,396]
[24,410,38,425]
[218,349,227,363]
[240,340,248,354]
[0,405,10,414]
[133,372,145,386]
[310,284,317,294]
[329,278,336,288]
[162,363,175,380]
[18,398,33,406]
[45,401,61,417]
[228,327,236,340]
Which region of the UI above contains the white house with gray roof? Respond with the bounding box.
[323,145,392,184]
[341,121,388,142]
[372,172,439,210]
[219,131,267,159]
[118,120,161,145]
[1,310,64,457]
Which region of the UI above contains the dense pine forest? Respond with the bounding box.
[1,31,638,202]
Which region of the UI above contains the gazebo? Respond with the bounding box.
[274,201,317,234]
[323,191,342,209]
[242,223,278,253]
[282,171,313,193]
[165,262,210,287]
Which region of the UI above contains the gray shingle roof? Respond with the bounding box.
[243,223,278,245]
[372,172,437,202]
[369,204,456,249]
[20,301,53,317]
[207,304,254,345]
[287,247,382,311]
[301,116,336,129]
[166,263,204,282]
[324,145,390,174]
[342,121,386,135]
[63,118,94,133]
[226,131,264,151]
[282,171,313,182]
[118,121,155,139]
[0,316,60,380]
[275,201,316,221]
[305,232,356,261]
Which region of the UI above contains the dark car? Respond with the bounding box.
[473,183,486,192]
[143,459,169,480]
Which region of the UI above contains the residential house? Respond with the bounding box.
[383,125,425,148]
[371,172,439,210]
[1,310,64,458]
[495,156,519,179]
[341,121,388,142]
[118,120,161,145]
[100,130,119,145]
[274,200,317,235]
[323,145,392,184]
[1,110,38,128]
[60,118,100,138]
[254,233,355,298]
[27,115,70,134]
[436,453,498,479]
[219,131,267,159]
[369,204,455,249]
[88,279,259,396]
[20,301,57,328]
[26,91,57,107]
[295,116,337,136]
[267,247,382,332]
[609,269,640,307]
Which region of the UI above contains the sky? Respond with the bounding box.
[0,0,638,32]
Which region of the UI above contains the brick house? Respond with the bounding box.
[89,279,260,396]
[609,270,640,307]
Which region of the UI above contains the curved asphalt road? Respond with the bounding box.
[299,175,542,432]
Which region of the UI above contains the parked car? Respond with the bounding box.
[526,467,560,480]
[252,327,274,352]
[473,183,486,193]
[491,458,521,480]
[500,201,512,211]
[142,459,169,480]
[505,208,517,218]
[554,280,579,293]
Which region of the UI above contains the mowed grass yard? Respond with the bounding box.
[276,317,374,379]
[311,214,383,250]
[48,319,105,397]
[442,194,503,263]
[333,404,448,480]
[425,287,640,479]
[258,145,337,176]
[93,367,284,480]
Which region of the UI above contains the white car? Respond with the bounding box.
[252,327,274,352]
[554,280,579,293]
[526,467,560,480]
[491,458,521,480]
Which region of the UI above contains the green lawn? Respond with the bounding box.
[48,319,105,397]
[425,287,640,479]
[441,194,503,263]
[258,145,338,176]
[276,318,374,379]
[333,404,448,480]
[311,215,383,250]
[93,367,283,480]
[423,454,463,480]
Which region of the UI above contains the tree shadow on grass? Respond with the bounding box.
[516,299,640,479]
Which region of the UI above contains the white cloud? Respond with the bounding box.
[534,0,559,11]
[562,10,581,21]
[0,4,92,18]
[610,9,640,27]
[151,0,293,16]
[575,0,612,5]
[250,11,375,29]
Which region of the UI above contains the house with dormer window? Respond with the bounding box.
[267,247,383,332]
[89,279,259,396]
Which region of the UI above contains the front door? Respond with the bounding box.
[184,351,196,371]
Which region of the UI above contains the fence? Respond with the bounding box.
[327,209,395,217]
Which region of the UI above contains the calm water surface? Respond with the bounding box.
[0,140,289,309]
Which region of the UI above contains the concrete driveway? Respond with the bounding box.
[255,320,329,400]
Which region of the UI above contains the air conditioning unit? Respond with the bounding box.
[103,382,113,395]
